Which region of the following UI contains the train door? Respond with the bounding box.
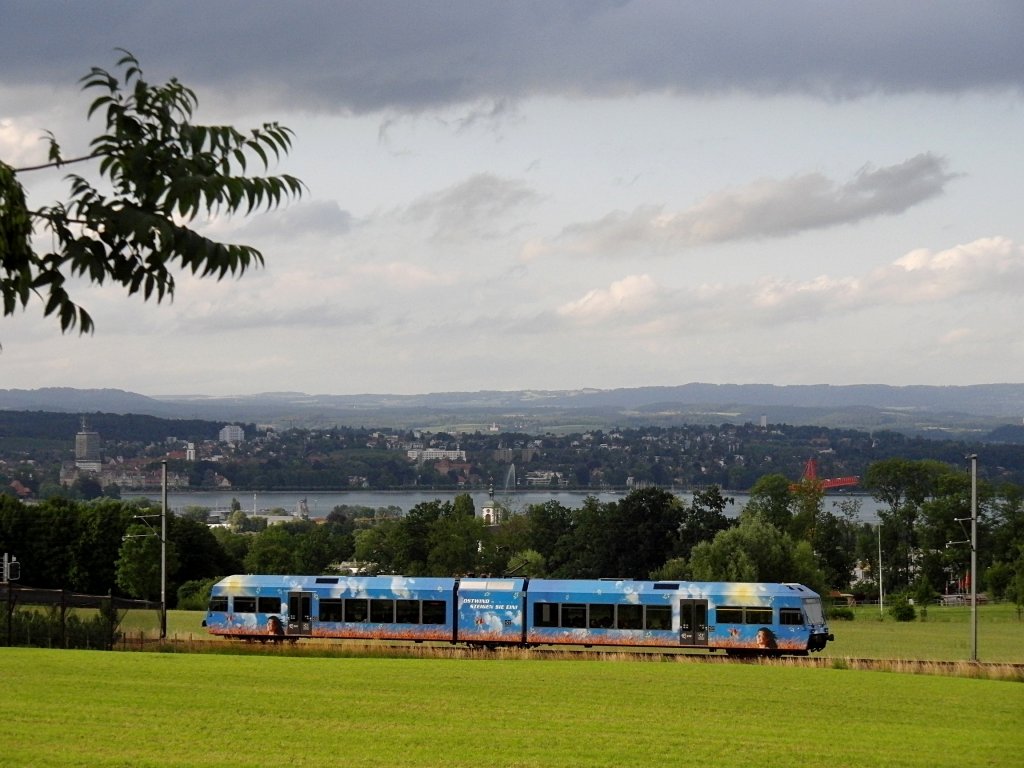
[679,599,708,646]
[288,591,313,635]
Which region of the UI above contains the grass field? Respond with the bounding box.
[120,602,1024,663]
[823,603,1024,662]
[0,647,1021,768]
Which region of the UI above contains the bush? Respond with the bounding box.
[829,605,855,621]
[1,606,121,649]
[888,596,916,622]
[176,577,219,611]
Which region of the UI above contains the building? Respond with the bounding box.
[75,418,102,473]
[219,425,245,444]
[406,447,467,463]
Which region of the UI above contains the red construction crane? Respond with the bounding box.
[791,458,859,490]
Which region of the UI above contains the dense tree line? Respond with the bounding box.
[2,459,1023,614]
[0,410,231,444]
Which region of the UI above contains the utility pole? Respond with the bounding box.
[969,454,978,662]
[949,455,979,662]
[123,463,168,641]
[876,520,884,619]
[2,553,18,646]
[161,460,167,640]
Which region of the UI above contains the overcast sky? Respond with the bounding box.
[2,1,1023,396]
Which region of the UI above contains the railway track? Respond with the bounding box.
[117,635,1024,679]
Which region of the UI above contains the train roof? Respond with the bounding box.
[211,574,457,591]
[526,580,819,600]
[212,575,819,600]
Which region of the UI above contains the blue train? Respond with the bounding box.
[204,575,834,655]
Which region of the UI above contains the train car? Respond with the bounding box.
[525,579,832,654]
[204,574,456,642]
[204,575,832,655]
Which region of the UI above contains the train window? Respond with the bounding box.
[588,604,614,629]
[534,602,559,627]
[645,605,671,630]
[802,599,825,625]
[561,604,587,628]
[745,608,773,625]
[208,597,228,612]
[780,608,804,625]
[616,604,643,630]
[319,599,343,622]
[396,599,420,624]
[422,600,446,625]
[257,597,280,614]
[717,606,743,623]
[233,597,257,613]
[344,599,369,622]
[371,599,394,623]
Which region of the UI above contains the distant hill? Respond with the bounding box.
[2,384,1023,437]
[0,387,181,417]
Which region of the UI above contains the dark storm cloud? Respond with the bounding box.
[2,1,1021,113]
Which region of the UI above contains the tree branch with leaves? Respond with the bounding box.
[0,50,305,334]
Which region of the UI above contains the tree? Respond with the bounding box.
[812,498,860,590]
[1,51,303,334]
[398,500,446,575]
[689,513,826,593]
[71,476,104,501]
[353,520,404,574]
[426,510,485,576]
[506,549,546,578]
[71,499,136,594]
[292,521,352,574]
[742,474,793,531]
[243,525,294,574]
[452,493,475,517]
[607,488,683,578]
[168,514,231,590]
[524,500,575,576]
[677,486,734,560]
[478,513,531,576]
[116,521,180,600]
[864,458,947,589]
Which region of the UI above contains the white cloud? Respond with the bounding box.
[558,274,661,322]
[546,154,955,257]
[555,237,1023,337]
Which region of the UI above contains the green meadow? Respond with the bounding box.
[5,600,1016,766]
[0,647,1021,768]
[823,603,1024,662]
